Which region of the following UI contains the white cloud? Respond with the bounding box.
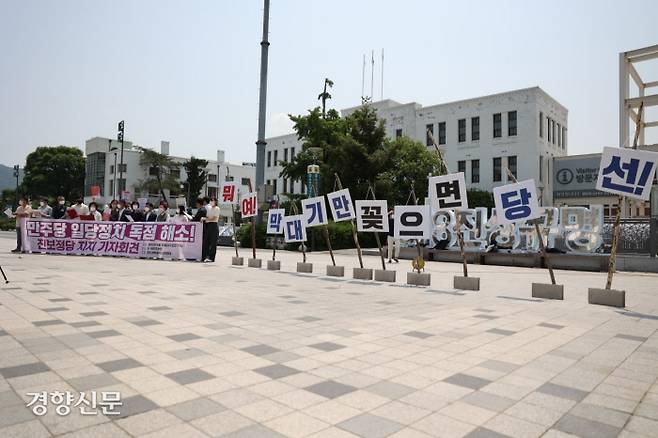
[266,112,295,137]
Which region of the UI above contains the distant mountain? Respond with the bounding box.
[0,164,23,192]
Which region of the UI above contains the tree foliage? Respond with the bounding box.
[280,104,442,205]
[21,146,85,200]
[137,147,181,201]
[466,189,495,210]
[183,156,209,205]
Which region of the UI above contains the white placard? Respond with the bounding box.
[394,205,432,239]
[428,172,468,211]
[493,179,541,225]
[596,146,658,200]
[355,200,388,233]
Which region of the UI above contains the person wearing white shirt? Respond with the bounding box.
[71,199,90,217]
[173,205,192,223]
[36,198,52,218]
[203,197,220,262]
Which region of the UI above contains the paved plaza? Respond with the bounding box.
[1,235,658,438]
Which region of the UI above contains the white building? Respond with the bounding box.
[264,86,568,205]
[84,137,256,207]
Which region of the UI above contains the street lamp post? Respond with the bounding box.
[117,121,125,199]
[113,152,117,199]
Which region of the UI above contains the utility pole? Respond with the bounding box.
[117,120,125,200]
[255,0,271,203]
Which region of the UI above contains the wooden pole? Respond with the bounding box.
[505,168,556,285]
[232,204,239,258]
[367,184,386,270]
[334,173,363,269]
[427,129,469,277]
[323,226,336,266]
[606,102,643,289]
[291,202,306,263]
[410,187,423,274]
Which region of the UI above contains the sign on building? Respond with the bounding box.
[355,200,388,232]
[240,192,258,218]
[283,215,306,242]
[266,209,285,234]
[596,147,658,201]
[553,155,607,199]
[301,196,328,227]
[428,173,468,210]
[327,189,355,221]
[394,205,432,239]
[493,179,541,225]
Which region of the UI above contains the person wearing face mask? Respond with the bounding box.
[108,200,119,221]
[143,203,156,222]
[11,197,32,253]
[129,202,144,222]
[173,205,192,223]
[202,197,220,262]
[117,200,131,222]
[156,202,170,222]
[192,198,207,260]
[52,196,67,219]
[88,202,102,221]
[36,198,52,219]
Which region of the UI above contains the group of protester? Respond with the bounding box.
[9,195,223,263]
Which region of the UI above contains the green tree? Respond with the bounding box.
[376,136,443,206]
[317,78,334,118]
[21,146,85,200]
[466,189,495,210]
[182,156,209,205]
[137,147,180,202]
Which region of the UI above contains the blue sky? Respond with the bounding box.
[1,0,657,167]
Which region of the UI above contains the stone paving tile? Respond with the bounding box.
[615,334,648,342]
[111,394,160,419]
[464,427,512,438]
[242,344,280,356]
[444,373,492,390]
[68,373,121,391]
[538,322,564,329]
[223,424,289,438]
[553,413,621,438]
[305,380,358,399]
[166,397,226,421]
[167,333,202,342]
[87,329,121,339]
[96,358,144,373]
[403,331,434,339]
[338,412,405,438]
[486,328,517,336]
[537,382,589,402]
[308,342,345,352]
[254,364,301,380]
[0,362,50,379]
[165,368,215,385]
[80,311,108,317]
[33,319,65,327]
[69,320,100,328]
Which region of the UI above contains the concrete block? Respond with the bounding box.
[326,265,345,277]
[267,260,281,270]
[532,283,564,300]
[353,268,373,280]
[297,262,313,273]
[374,269,396,282]
[407,272,431,286]
[454,276,480,291]
[248,258,262,268]
[231,257,244,266]
[588,287,625,308]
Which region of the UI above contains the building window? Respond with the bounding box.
[426,124,434,146]
[283,179,288,193]
[266,179,270,187]
[539,112,543,138]
[118,163,127,173]
[207,186,217,198]
[508,111,517,136]
[458,160,466,174]
[273,150,278,165]
[438,122,446,145]
[225,175,234,182]
[557,123,561,148]
[291,147,295,160]
[547,117,551,142]
[395,129,403,138]
[110,165,115,175]
[241,177,250,186]
[493,157,502,182]
[170,167,180,178]
[539,155,543,182]
[471,159,480,183]
[149,166,159,176]
[493,113,502,138]
[552,120,556,144]
[562,127,567,149]
[471,117,480,141]
[458,119,466,143]
[283,148,288,162]
[508,156,517,179]
[267,151,271,167]
[208,174,218,182]
[272,179,277,194]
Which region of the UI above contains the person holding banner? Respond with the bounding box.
[52,196,67,219]
[203,197,220,262]
[156,202,170,222]
[192,198,207,261]
[88,202,102,221]
[36,198,52,218]
[11,197,32,253]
